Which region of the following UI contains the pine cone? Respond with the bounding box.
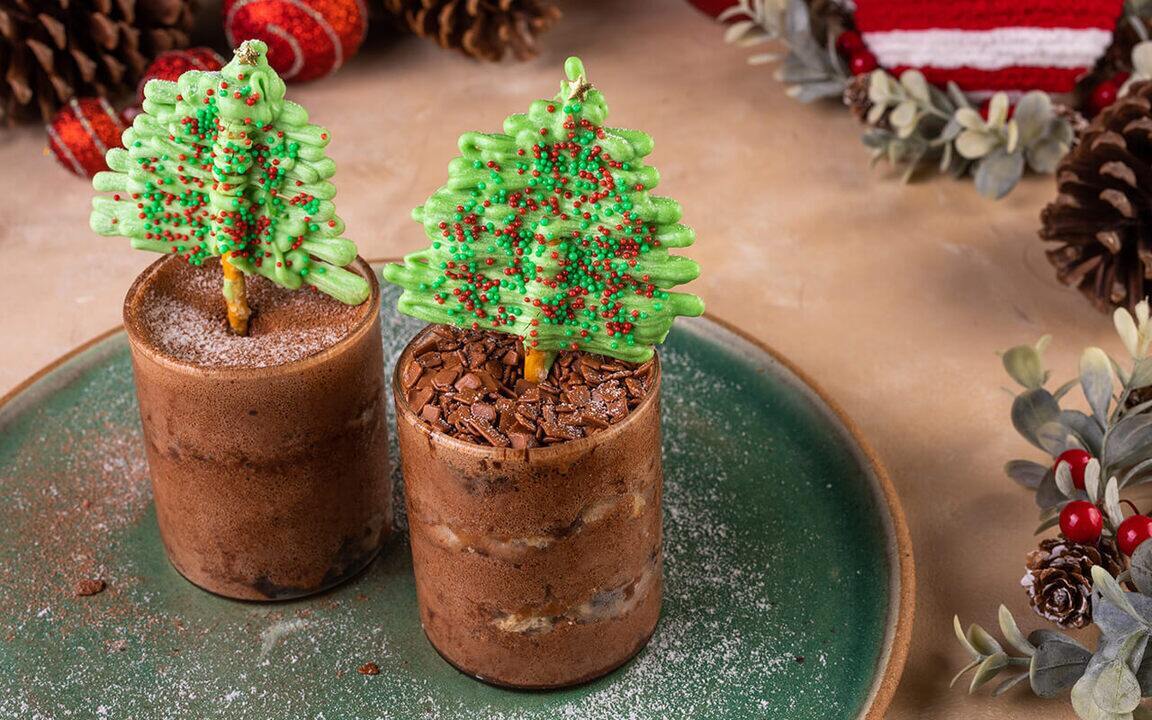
[0,0,195,124]
[843,72,872,124]
[383,0,561,62]
[1021,536,1126,629]
[1040,81,1152,313]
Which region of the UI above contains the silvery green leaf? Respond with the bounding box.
[1037,470,1066,510]
[775,57,835,84]
[950,658,982,688]
[998,605,1035,656]
[970,652,1010,693]
[735,31,775,47]
[1118,308,1142,358]
[987,93,1010,126]
[974,149,1025,200]
[900,69,930,104]
[1131,358,1152,389]
[867,102,887,125]
[1083,347,1115,425]
[1030,635,1094,698]
[941,116,963,142]
[1121,458,1152,489]
[1059,411,1105,456]
[1070,671,1102,720]
[1035,513,1062,535]
[1006,120,1020,154]
[1105,415,1152,476]
[890,99,918,129]
[1106,476,1124,528]
[787,80,849,103]
[1054,377,1079,400]
[1003,344,1047,389]
[956,130,998,159]
[1094,658,1143,714]
[955,615,981,657]
[955,107,986,130]
[1036,420,1075,456]
[939,140,953,172]
[782,0,824,69]
[747,53,779,65]
[1094,566,1145,625]
[1135,41,1152,77]
[1056,461,1077,497]
[1132,542,1152,597]
[724,20,758,43]
[947,81,971,108]
[868,69,893,104]
[969,623,1005,656]
[1086,458,1103,502]
[1012,388,1062,450]
[1094,593,1152,638]
[1013,91,1054,145]
[1025,137,1070,174]
[716,4,748,22]
[1006,460,1048,489]
[992,670,1031,697]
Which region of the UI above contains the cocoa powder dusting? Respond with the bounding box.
[403,325,653,448]
[129,258,368,368]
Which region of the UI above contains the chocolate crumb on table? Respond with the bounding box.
[402,326,654,448]
[357,662,381,676]
[74,579,106,596]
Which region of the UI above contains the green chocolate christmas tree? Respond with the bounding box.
[383,57,704,378]
[90,40,369,336]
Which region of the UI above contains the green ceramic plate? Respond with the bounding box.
[0,274,913,720]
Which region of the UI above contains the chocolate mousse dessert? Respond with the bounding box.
[383,57,704,688]
[89,41,390,600]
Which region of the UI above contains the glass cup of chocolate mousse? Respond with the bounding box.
[123,256,391,600]
[382,55,704,688]
[392,325,664,688]
[91,42,391,601]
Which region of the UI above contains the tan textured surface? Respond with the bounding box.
[0,0,1112,716]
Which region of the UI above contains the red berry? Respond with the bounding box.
[1060,501,1104,544]
[1054,449,1092,490]
[835,30,866,55]
[1088,77,1124,116]
[1118,514,1152,555]
[849,51,879,76]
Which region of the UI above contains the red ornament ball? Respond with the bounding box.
[1087,73,1129,117]
[46,98,127,178]
[1053,449,1092,490]
[223,0,367,83]
[137,47,226,103]
[1118,514,1152,556]
[849,51,879,76]
[1059,501,1104,544]
[684,0,737,18]
[835,30,866,56]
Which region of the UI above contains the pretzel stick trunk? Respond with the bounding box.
[221,251,252,336]
[524,346,556,383]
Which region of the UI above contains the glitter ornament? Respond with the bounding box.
[223,0,368,83]
[46,98,127,178]
[136,48,227,104]
[853,0,1126,96]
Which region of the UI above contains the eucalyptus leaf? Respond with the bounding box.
[1131,358,1152,389]
[956,129,999,159]
[998,605,1035,656]
[1013,91,1052,145]
[1056,461,1077,497]
[1105,415,1152,477]
[993,670,1031,697]
[1086,459,1102,503]
[1122,458,1152,489]
[974,149,1026,200]
[1106,476,1124,528]
[1037,420,1075,456]
[969,623,1005,656]
[900,69,930,104]
[1030,635,1094,698]
[1035,513,1062,535]
[1083,347,1116,425]
[1006,460,1048,489]
[1037,470,1067,511]
[951,658,982,688]
[1012,389,1062,450]
[1003,344,1048,390]
[1095,566,1146,626]
[955,615,980,657]
[1059,410,1105,456]
[1132,542,1152,597]
[1026,137,1070,174]
[970,652,1010,693]
[1094,658,1143,713]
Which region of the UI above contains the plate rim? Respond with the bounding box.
[0,261,915,720]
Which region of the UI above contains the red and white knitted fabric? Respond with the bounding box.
[854,0,1125,96]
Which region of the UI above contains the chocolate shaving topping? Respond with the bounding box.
[403,326,653,448]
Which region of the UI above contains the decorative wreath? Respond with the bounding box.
[720,0,1152,198]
